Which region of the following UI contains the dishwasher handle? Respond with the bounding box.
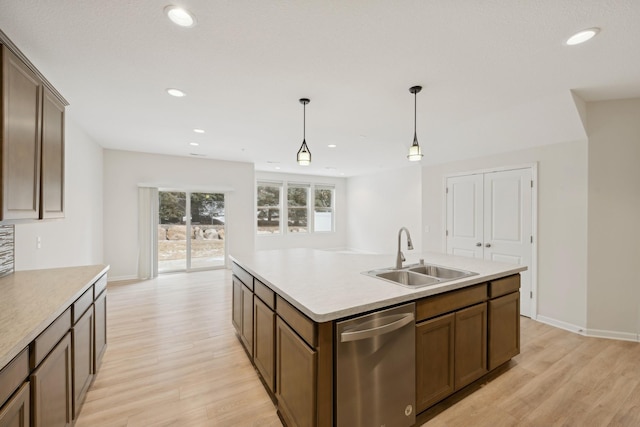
[340,312,414,342]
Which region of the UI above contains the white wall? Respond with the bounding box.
[14,116,104,270]
[346,165,423,254]
[255,172,347,251]
[586,98,640,339]
[421,140,589,330]
[103,150,255,280]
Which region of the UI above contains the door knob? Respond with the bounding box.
[475,242,481,247]
[485,243,492,248]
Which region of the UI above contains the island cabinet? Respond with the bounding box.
[488,275,520,370]
[71,287,94,419]
[93,276,108,372]
[415,275,520,413]
[275,297,333,427]
[231,263,254,357]
[1,42,66,222]
[415,284,488,412]
[230,262,333,427]
[253,279,275,392]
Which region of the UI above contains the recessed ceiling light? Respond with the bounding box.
[193,128,205,134]
[565,28,600,45]
[275,166,281,170]
[164,6,197,28]
[166,88,186,97]
[328,144,337,148]
[189,142,199,146]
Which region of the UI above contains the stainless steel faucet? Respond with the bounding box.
[396,227,414,269]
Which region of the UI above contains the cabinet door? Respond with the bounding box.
[254,297,275,392]
[231,276,242,334]
[416,313,455,412]
[40,87,64,219]
[72,306,93,418]
[454,303,487,389]
[488,291,520,370]
[276,317,317,427]
[93,291,107,372]
[1,46,41,220]
[31,332,73,427]
[0,381,29,427]
[241,284,254,356]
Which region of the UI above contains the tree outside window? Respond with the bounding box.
[257,184,281,234]
[314,187,334,232]
[288,186,308,233]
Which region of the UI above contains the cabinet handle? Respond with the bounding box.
[485,243,492,248]
[340,313,414,342]
[475,242,482,247]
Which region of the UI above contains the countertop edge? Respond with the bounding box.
[0,264,110,370]
[230,254,526,323]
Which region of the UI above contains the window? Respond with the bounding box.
[314,186,334,232]
[257,183,281,234]
[257,181,335,235]
[287,185,309,233]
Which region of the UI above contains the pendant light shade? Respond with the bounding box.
[297,98,311,166]
[407,85,424,162]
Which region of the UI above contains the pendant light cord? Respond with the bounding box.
[414,91,417,138]
[303,102,306,140]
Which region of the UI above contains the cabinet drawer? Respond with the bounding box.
[254,278,275,309]
[276,296,316,347]
[489,275,520,298]
[31,308,71,369]
[72,286,93,324]
[417,284,487,322]
[232,263,253,290]
[93,274,107,299]
[0,347,29,408]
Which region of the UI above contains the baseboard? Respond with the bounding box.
[585,328,640,342]
[535,315,586,335]
[535,315,640,342]
[107,274,138,282]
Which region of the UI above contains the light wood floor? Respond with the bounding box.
[75,270,640,427]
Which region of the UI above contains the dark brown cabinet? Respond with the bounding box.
[454,303,487,389]
[31,332,73,427]
[276,317,317,427]
[488,291,520,370]
[93,290,107,372]
[40,87,64,219]
[1,42,65,222]
[1,45,42,221]
[253,297,275,392]
[416,313,454,412]
[72,307,93,418]
[0,382,30,427]
[231,277,243,333]
[241,284,254,356]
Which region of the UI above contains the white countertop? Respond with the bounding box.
[230,249,527,322]
[0,264,109,369]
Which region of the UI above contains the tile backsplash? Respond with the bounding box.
[0,225,15,277]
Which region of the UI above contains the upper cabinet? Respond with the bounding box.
[0,39,66,222]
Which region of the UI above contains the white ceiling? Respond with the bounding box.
[1,1,639,177]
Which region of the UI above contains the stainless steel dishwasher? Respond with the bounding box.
[336,302,416,427]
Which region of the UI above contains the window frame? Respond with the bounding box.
[287,183,310,234]
[256,181,283,235]
[313,185,335,233]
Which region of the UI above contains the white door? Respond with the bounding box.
[446,174,483,258]
[446,168,534,317]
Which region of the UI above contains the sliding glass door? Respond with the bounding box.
[158,190,226,273]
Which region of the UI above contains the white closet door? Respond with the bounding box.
[446,168,534,318]
[483,168,532,316]
[446,174,484,258]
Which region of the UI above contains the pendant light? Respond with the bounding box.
[297,98,311,166]
[407,85,424,161]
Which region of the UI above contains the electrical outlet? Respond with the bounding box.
[36,236,41,249]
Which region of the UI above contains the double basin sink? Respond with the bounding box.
[363,262,477,288]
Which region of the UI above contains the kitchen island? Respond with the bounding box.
[230,249,526,427]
